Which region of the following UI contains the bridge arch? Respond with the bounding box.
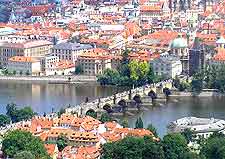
[133,94,142,104]
[148,90,157,99]
[118,99,127,112]
[163,87,171,97]
[85,109,97,118]
[103,103,113,113]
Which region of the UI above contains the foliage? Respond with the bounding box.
[58,107,66,117]
[162,133,188,159]
[56,135,68,152]
[101,136,164,159]
[135,117,144,129]
[181,129,193,143]
[86,109,97,119]
[14,151,35,159]
[13,70,16,75]
[25,70,30,75]
[99,113,113,123]
[2,69,8,75]
[200,136,225,159]
[0,114,10,127]
[2,130,49,158]
[147,124,158,137]
[97,50,157,87]
[75,64,84,75]
[120,118,129,128]
[191,65,225,93]
[182,152,204,159]
[6,103,36,123]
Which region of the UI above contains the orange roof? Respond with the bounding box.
[213,48,225,61]
[105,121,118,131]
[8,56,38,63]
[44,144,57,156]
[52,60,75,69]
[78,48,109,60]
[140,5,162,12]
[101,131,122,142]
[59,114,76,125]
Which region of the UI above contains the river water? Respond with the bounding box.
[1,81,225,137]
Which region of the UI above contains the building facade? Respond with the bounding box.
[51,42,93,64]
[6,56,41,75]
[150,53,182,78]
[0,40,53,67]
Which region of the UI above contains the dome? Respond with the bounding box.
[170,35,188,49]
[216,36,225,44]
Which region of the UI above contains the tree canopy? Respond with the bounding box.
[14,151,35,159]
[162,133,188,159]
[99,113,113,123]
[2,130,49,158]
[200,135,225,159]
[6,103,36,123]
[0,114,10,127]
[97,50,157,87]
[135,117,144,129]
[101,136,164,159]
[191,65,225,93]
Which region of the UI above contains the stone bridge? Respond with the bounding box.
[66,80,173,116]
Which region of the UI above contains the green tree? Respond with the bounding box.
[147,124,158,137]
[2,130,49,158]
[25,70,30,75]
[86,109,97,118]
[0,114,10,127]
[143,136,165,159]
[181,129,193,143]
[135,117,144,129]
[120,118,129,128]
[75,64,83,75]
[58,107,65,117]
[162,133,188,159]
[16,107,36,122]
[6,104,35,123]
[3,69,8,75]
[97,69,121,85]
[182,152,204,159]
[200,136,225,159]
[19,70,23,75]
[101,136,164,159]
[99,113,113,123]
[56,135,68,152]
[6,103,18,123]
[128,60,139,84]
[12,70,16,75]
[14,151,35,159]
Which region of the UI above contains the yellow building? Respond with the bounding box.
[0,40,53,67]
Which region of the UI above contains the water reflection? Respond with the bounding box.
[0,81,121,114]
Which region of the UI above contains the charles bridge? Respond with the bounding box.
[66,80,173,116]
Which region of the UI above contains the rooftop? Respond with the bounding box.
[53,42,93,51]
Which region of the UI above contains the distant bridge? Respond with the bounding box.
[66,80,173,116]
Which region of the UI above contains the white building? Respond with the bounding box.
[51,42,93,64]
[168,117,225,140]
[45,60,75,76]
[150,53,182,78]
[6,56,41,75]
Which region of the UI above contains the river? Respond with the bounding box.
[1,81,225,137]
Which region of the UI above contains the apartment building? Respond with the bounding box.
[0,40,53,67]
[76,48,112,75]
[51,42,93,64]
[150,53,182,78]
[6,56,41,75]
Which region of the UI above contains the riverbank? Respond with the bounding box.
[0,75,97,83]
[170,90,225,97]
